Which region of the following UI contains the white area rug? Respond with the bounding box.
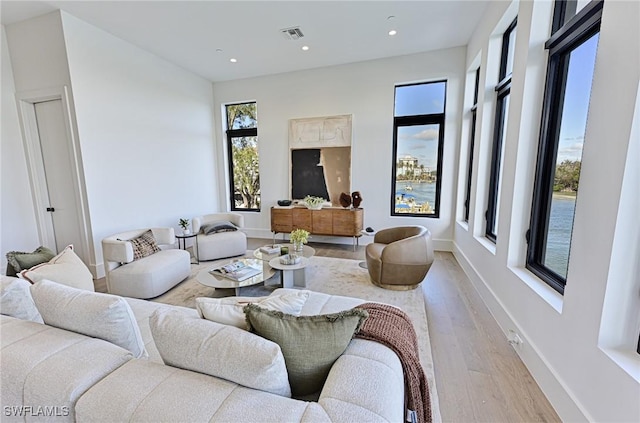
[152,254,441,423]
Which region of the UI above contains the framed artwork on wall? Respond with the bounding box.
[289,115,352,205]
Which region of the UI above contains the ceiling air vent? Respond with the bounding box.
[280,26,304,40]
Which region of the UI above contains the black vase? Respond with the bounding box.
[339,192,352,208]
[352,191,362,208]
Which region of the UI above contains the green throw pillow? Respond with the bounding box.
[244,304,368,397]
[5,246,56,277]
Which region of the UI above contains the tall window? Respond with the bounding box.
[225,102,260,211]
[464,68,480,222]
[486,18,517,242]
[391,81,446,217]
[527,0,602,294]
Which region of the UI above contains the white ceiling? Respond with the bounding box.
[1,1,489,82]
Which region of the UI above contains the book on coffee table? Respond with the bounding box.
[259,244,281,255]
[210,261,261,281]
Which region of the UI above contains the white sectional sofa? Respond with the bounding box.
[1,281,405,422]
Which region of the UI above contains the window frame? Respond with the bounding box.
[225,101,260,212]
[390,80,447,218]
[464,68,481,222]
[526,0,603,294]
[485,18,517,242]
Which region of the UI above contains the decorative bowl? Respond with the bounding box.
[279,254,301,265]
[277,200,292,206]
[303,195,325,209]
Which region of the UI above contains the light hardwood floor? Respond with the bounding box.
[251,238,560,423]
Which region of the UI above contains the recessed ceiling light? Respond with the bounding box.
[302,45,309,51]
[216,48,223,53]
[230,58,237,63]
[388,30,397,36]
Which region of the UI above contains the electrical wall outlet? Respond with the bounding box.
[508,329,524,347]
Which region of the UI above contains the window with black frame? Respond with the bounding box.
[225,102,260,211]
[486,18,517,242]
[464,68,481,222]
[391,81,446,218]
[527,0,602,294]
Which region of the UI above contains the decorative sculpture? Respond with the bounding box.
[352,191,362,208]
[339,192,352,208]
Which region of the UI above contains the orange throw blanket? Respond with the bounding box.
[355,303,431,423]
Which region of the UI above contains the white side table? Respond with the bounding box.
[359,229,376,269]
[268,256,309,289]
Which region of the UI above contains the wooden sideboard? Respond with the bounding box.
[271,207,363,249]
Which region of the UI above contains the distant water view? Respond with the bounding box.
[395,181,436,214]
[544,193,576,278]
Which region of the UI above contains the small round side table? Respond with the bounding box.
[175,232,199,264]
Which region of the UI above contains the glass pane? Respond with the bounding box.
[394,124,439,215]
[226,103,257,129]
[543,32,599,277]
[491,94,510,236]
[395,82,446,117]
[505,25,517,77]
[231,136,260,209]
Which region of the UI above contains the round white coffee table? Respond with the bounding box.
[268,256,309,289]
[197,258,275,296]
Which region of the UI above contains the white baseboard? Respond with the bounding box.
[89,262,104,280]
[244,228,454,252]
[451,242,588,422]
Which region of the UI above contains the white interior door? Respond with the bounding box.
[34,99,84,255]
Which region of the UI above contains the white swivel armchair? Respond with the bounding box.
[102,227,191,299]
[192,213,247,261]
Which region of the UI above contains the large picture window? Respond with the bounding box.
[391,81,446,217]
[486,18,517,242]
[464,68,480,222]
[527,0,602,294]
[225,102,260,211]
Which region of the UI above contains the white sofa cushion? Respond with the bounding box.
[30,280,147,358]
[0,276,43,323]
[20,245,94,292]
[107,249,190,299]
[195,290,310,330]
[150,309,291,397]
[0,315,134,423]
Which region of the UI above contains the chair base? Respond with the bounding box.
[370,279,421,291]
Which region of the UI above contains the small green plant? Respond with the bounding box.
[303,195,325,208]
[179,218,190,230]
[290,228,310,245]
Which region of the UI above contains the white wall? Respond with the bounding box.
[212,48,466,250]
[454,1,640,422]
[2,12,218,277]
[2,12,72,273]
[0,26,40,273]
[60,13,217,276]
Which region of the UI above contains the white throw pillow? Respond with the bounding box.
[0,276,43,323]
[195,290,310,330]
[150,309,291,397]
[20,245,94,292]
[30,279,147,358]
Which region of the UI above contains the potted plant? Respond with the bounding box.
[179,218,190,235]
[303,195,325,210]
[290,228,309,251]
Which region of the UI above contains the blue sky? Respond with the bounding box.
[556,32,599,163]
[393,32,599,171]
[394,82,445,171]
[397,125,439,170]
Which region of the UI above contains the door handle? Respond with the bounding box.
[46,207,55,212]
